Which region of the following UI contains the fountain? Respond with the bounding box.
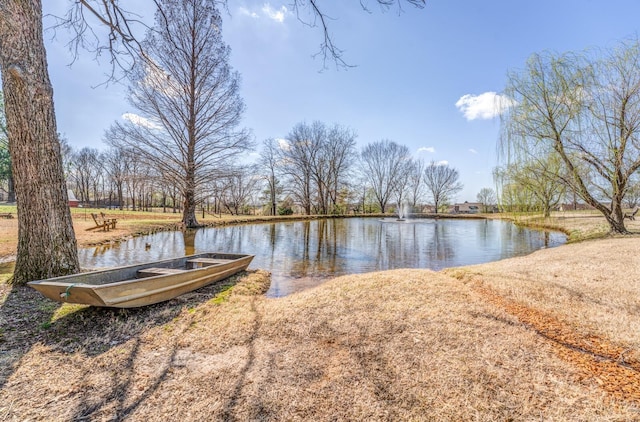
[397,202,410,221]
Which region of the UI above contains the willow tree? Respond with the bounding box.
[501,40,640,234]
[496,155,567,218]
[107,0,250,228]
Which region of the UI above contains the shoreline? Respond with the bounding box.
[1,209,636,269]
[0,211,567,267]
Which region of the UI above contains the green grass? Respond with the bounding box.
[51,303,89,323]
[209,283,234,305]
[0,204,17,213]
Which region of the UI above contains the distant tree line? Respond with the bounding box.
[57,122,470,219]
[259,127,464,216]
[61,142,258,216]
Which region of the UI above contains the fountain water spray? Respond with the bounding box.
[397,201,411,221]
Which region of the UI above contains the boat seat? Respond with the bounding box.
[137,267,187,277]
[187,258,234,268]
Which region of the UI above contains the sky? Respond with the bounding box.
[41,0,640,201]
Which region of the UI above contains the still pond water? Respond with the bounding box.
[77,217,565,297]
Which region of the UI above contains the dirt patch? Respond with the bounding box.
[472,282,640,404]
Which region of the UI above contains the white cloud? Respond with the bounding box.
[122,113,161,130]
[261,4,288,23]
[455,92,515,121]
[417,146,435,153]
[469,148,478,154]
[238,6,259,18]
[237,4,290,24]
[435,160,449,166]
[276,138,290,150]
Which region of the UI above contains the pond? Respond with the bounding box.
[77,217,565,297]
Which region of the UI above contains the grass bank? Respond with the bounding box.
[495,209,640,242]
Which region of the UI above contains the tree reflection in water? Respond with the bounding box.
[78,218,565,297]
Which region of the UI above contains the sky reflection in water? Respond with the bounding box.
[78,218,565,297]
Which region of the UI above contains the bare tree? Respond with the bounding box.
[259,138,281,216]
[476,187,497,213]
[360,140,412,213]
[121,150,149,211]
[68,147,100,204]
[107,0,251,227]
[423,161,463,214]
[103,145,128,209]
[279,122,321,215]
[280,121,356,215]
[501,40,640,233]
[407,158,425,211]
[392,157,413,218]
[323,124,357,213]
[219,165,260,215]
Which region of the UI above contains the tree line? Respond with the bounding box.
[56,141,261,216]
[262,127,465,217]
[19,126,465,221]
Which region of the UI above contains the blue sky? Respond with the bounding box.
[42,0,640,201]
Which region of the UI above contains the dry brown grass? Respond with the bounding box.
[2,210,640,420]
[499,210,640,241]
[1,263,639,420]
[445,238,640,353]
[444,237,640,411]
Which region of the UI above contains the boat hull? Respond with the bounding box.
[27,253,254,308]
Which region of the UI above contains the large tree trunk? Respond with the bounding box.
[270,174,276,216]
[182,192,198,227]
[0,0,80,284]
[607,197,628,234]
[605,213,628,234]
[182,171,199,228]
[7,173,15,202]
